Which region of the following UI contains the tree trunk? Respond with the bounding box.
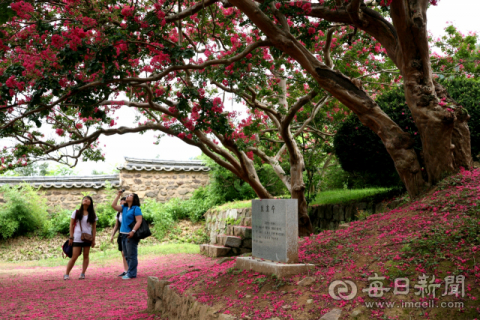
[289,152,313,237]
[390,0,473,186]
[434,82,474,169]
[239,152,274,199]
[229,0,427,198]
[281,120,314,236]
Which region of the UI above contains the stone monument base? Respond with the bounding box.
[235,256,314,278]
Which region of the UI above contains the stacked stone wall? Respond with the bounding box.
[0,170,209,210]
[203,201,390,243]
[308,201,388,231]
[147,277,233,320]
[204,208,252,244]
[120,170,209,203]
[0,187,110,211]
[44,188,109,211]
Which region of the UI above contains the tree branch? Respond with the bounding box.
[165,0,219,23]
[323,26,337,69]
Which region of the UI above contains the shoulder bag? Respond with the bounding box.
[128,207,151,240]
[78,211,93,243]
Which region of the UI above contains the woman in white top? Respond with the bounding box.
[110,196,128,276]
[64,196,98,280]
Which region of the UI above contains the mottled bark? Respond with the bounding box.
[229,0,473,197]
[288,145,313,237]
[229,0,426,197]
[390,0,472,185]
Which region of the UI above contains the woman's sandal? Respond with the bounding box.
[63,275,70,280]
[79,273,85,280]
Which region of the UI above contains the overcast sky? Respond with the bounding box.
[5,0,480,175]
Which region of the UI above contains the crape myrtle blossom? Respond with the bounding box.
[0,0,357,235]
[0,0,478,231]
[1,167,473,320]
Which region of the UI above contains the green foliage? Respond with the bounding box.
[439,78,480,160]
[48,209,72,235]
[0,162,50,177]
[0,163,79,178]
[46,164,77,176]
[355,209,373,221]
[164,224,208,244]
[0,184,49,239]
[317,161,375,191]
[94,182,119,229]
[253,276,268,288]
[156,194,210,222]
[140,198,158,224]
[334,78,480,187]
[0,1,14,24]
[141,190,213,240]
[144,199,174,240]
[202,155,287,203]
[319,163,354,190]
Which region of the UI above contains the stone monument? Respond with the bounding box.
[235,199,314,277]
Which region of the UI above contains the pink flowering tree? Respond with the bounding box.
[0,0,360,235]
[0,0,479,235]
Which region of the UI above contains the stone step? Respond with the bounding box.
[217,235,246,248]
[215,234,227,245]
[200,244,231,258]
[233,226,252,239]
[225,236,242,248]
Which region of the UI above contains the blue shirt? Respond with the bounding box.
[120,205,142,233]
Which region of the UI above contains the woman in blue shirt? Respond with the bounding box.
[112,190,143,280]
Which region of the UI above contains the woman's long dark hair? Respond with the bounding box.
[76,196,97,224]
[130,193,141,207]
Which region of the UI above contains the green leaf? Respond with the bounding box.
[0,2,15,25]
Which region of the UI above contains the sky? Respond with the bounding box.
[5,0,480,175]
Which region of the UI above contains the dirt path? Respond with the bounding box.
[0,253,215,320]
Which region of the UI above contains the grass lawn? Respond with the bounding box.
[310,187,392,205]
[210,188,393,211]
[212,199,252,212]
[0,242,199,269]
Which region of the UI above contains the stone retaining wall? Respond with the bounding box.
[147,277,234,320]
[308,201,387,230]
[204,207,252,244]
[203,201,388,242]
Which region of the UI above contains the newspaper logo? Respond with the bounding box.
[328,280,358,301]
